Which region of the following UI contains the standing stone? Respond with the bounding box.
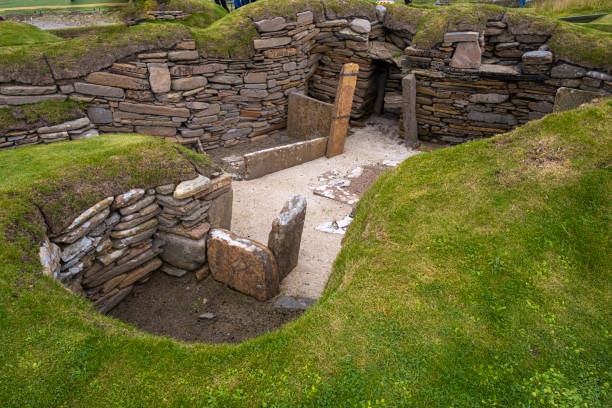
[267,195,307,280]
[450,42,481,69]
[402,74,418,146]
[376,4,387,22]
[553,87,601,112]
[208,229,279,301]
[148,63,171,93]
[39,238,61,278]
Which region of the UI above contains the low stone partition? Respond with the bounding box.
[147,10,190,20]
[39,172,233,313]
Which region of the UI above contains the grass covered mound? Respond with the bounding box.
[0,99,85,134]
[0,21,63,47]
[1,102,610,405]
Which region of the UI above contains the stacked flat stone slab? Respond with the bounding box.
[148,10,189,20]
[0,116,96,149]
[2,6,611,151]
[40,172,233,313]
[268,195,307,280]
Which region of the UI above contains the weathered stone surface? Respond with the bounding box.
[120,257,162,288]
[244,137,328,180]
[55,208,110,244]
[209,74,243,85]
[88,106,113,124]
[174,175,211,199]
[296,11,313,25]
[0,94,66,105]
[159,221,210,240]
[170,63,227,76]
[468,93,509,104]
[208,229,279,301]
[479,64,520,76]
[350,18,371,34]
[468,110,517,125]
[337,28,368,42]
[522,50,553,65]
[287,93,333,140]
[553,87,602,112]
[168,50,199,61]
[268,195,307,280]
[119,195,156,216]
[172,76,207,91]
[157,232,207,271]
[208,188,233,229]
[74,82,124,98]
[114,189,145,209]
[118,102,190,118]
[253,37,292,50]
[450,41,481,69]
[255,17,286,32]
[96,285,133,314]
[551,63,586,79]
[66,196,114,232]
[161,264,188,277]
[444,31,479,43]
[111,218,158,239]
[244,72,267,83]
[39,238,61,277]
[85,72,149,90]
[38,117,91,134]
[148,63,171,93]
[0,85,56,95]
[586,71,612,81]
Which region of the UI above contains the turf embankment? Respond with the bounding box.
[0,101,611,405]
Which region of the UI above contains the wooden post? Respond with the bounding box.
[326,63,359,158]
[402,73,418,147]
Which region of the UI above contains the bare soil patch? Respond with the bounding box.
[109,271,303,343]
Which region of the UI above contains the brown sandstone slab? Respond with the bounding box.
[85,72,150,90]
[118,102,190,118]
[208,229,279,301]
[287,93,333,141]
[148,63,171,93]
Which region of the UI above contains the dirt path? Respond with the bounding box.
[0,3,127,12]
[231,116,421,299]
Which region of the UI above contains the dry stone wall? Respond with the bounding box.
[39,172,232,313]
[2,6,611,151]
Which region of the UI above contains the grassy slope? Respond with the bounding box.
[0,102,610,406]
[0,21,62,46]
[0,100,85,133]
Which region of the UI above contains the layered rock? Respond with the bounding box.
[268,195,307,279]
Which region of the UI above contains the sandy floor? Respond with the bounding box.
[231,115,420,299]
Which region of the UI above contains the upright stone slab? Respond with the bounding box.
[268,195,307,280]
[553,87,601,112]
[148,63,171,94]
[402,74,418,146]
[450,42,482,69]
[208,229,279,301]
[287,93,333,140]
[327,63,359,158]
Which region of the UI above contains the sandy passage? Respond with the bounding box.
[231,117,420,299]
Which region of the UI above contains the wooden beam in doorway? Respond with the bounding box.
[326,63,359,158]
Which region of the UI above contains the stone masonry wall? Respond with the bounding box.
[2,6,611,151]
[39,172,233,313]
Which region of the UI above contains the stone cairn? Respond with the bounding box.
[39,172,233,313]
[2,6,610,150]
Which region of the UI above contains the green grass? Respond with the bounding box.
[0,99,85,133]
[0,21,62,47]
[0,100,610,406]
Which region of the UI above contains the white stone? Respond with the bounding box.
[350,18,371,34]
[173,175,211,199]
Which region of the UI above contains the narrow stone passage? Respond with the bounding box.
[231,116,420,299]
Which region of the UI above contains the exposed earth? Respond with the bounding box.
[6,11,122,29]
